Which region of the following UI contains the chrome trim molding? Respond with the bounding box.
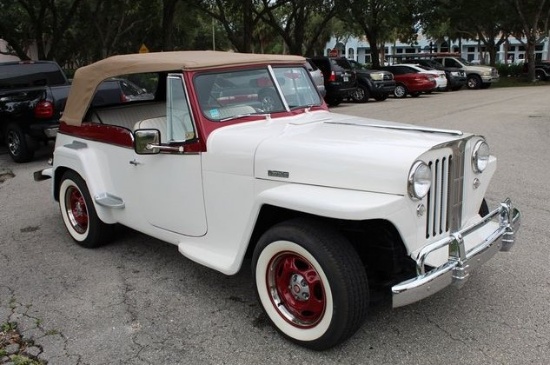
[392,198,520,308]
[326,121,463,136]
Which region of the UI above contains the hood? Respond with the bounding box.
[468,64,496,73]
[205,111,466,195]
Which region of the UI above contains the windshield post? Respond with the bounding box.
[267,65,290,112]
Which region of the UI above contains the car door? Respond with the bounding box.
[131,74,207,237]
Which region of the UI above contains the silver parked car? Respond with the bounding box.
[305,58,326,96]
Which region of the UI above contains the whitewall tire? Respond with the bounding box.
[252,218,369,350]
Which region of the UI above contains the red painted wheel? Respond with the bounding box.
[267,251,326,327]
[59,171,113,248]
[65,185,89,234]
[252,218,369,350]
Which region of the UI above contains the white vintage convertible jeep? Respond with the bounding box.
[35,51,520,350]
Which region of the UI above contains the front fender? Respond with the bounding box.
[256,183,408,221]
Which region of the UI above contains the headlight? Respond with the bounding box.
[369,72,384,81]
[408,161,432,200]
[482,71,491,76]
[472,140,490,173]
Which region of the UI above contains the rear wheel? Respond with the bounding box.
[252,218,369,350]
[393,84,407,98]
[59,171,113,248]
[5,123,34,163]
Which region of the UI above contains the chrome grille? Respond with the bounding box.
[425,142,465,239]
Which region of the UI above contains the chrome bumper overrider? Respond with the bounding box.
[392,198,521,308]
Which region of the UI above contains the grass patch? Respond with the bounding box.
[492,76,550,88]
[1,322,46,364]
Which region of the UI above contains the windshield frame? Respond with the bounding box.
[193,64,322,122]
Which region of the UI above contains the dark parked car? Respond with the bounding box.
[347,59,395,102]
[380,65,436,98]
[522,62,550,80]
[401,58,466,91]
[91,77,154,106]
[0,60,71,162]
[309,56,357,106]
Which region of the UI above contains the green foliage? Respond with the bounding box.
[1,0,549,70]
[10,354,42,365]
[1,322,17,332]
[495,63,524,78]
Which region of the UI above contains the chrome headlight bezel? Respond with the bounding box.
[472,140,490,173]
[408,161,432,200]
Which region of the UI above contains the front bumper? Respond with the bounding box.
[481,75,499,83]
[371,81,396,95]
[392,198,520,308]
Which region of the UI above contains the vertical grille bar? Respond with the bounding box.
[425,154,453,239]
[440,157,449,233]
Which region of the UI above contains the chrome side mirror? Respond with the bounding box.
[134,129,161,154]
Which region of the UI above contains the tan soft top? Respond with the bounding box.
[62,51,305,126]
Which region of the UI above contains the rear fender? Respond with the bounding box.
[52,140,117,224]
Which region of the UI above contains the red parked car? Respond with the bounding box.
[381,65,436,98]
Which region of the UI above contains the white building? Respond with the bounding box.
[326,33,550,65]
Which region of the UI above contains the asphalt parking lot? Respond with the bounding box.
[1,86,549,365]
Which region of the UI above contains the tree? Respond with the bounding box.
[418,0,515,66]
[190,0,263,53]
[0,0,83,62]
[256,0,338,55]
[508,0,550,81]
[339,0,418,68]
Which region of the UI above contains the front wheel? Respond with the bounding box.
[350,85,369,103]
[467,75,482,89]
[252,218,369,350]
[59,171,113,248]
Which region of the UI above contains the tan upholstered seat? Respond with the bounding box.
[133,117,167,142]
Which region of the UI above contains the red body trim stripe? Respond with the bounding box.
[59,122,134,148]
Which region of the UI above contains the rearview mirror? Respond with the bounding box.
[134,129,161,154]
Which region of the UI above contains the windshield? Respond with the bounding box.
[194,66,322,121]
[457,57,472,66]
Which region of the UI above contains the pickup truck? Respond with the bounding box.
[433,55,499,89]
[0,60,70,162]
[35,51,520,350]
